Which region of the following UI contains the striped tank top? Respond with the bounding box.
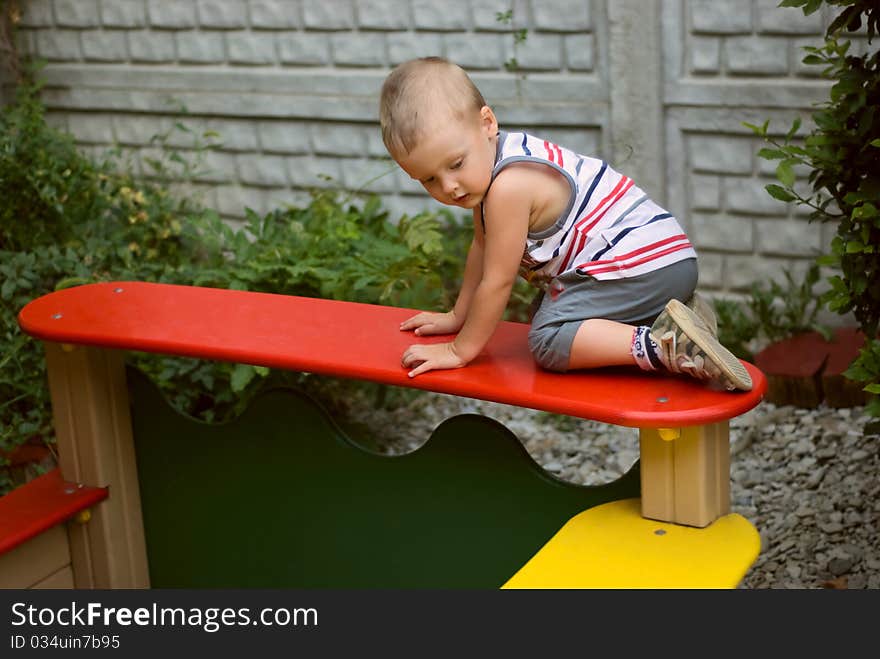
[490,131,696,288]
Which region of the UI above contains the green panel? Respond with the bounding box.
[129,368,640,588]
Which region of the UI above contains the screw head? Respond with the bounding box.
[113,287,124,293]
[656,396,668,403]
[52,313,63,320]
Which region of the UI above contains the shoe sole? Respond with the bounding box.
[686,292,718,336]
[665,299,753,391]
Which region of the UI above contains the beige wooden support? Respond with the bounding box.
[638,421,730,528]
[43,342,150,588]
[0,525,70,589]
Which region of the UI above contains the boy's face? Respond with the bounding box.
[393,106,498,210]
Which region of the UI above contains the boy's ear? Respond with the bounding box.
[479,105,498,135]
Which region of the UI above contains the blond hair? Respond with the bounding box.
[379,57,487,156]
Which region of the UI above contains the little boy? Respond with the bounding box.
[379,57,751,391]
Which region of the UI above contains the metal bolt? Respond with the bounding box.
[64,487,76,494]
[654,529,666,536]
[113,287,124,293]
[656,396,668,403]
[52,313,63,320]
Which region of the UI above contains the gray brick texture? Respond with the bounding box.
[357,0,411,30]
[12,0,840,296]
[19,0,54,27]
[35,30,82,60]
[387,32,444,64]
[443,33,505,69]
[175,32,225,63]
[510,34,563,71]
[101,0,148,28]
[756,0,823,34]
[197,1,248,29]
[226,33,276,64]
[690,0,752,34]
[725,37,790,76]
[249,1,301,29]
[302,0,355,30]
[564,33,594,71]
[81,30,128,61]
[689,135,754,174]
[411,0,471,31]
[146,1,198,29]
[55,0,101,27]
[331,33,387,67]
[278,33,331,65]
[533,0,592,32]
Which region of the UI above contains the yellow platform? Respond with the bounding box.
[503,498,760,589]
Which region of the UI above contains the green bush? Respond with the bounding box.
[746,0,880,416]
[715,263,829,362]
[0,80,226,492]
[128,196,473,423]
[0,78,472,494]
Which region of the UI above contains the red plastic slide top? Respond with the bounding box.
[0,468,108,555]
[19,282,766,428]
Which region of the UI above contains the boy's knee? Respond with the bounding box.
[528,325,570,372]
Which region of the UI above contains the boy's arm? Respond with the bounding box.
[401,173,531,377]
[450,222,486,324]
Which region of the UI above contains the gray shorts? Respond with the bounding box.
[527,258,699,372]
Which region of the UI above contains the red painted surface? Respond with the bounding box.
[754,327,867,379]
[19,282,766,427]
[0,468,108,555]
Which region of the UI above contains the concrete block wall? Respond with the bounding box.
[10,0,856,295]
[663,0,843,293]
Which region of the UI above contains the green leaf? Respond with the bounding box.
[17,421,38,435]
[54,276,90,291]
[765,184,796,202]
[776,160,796,187]
[230,363,257,393]
[845,240,865,253]
[757,147,786,160]
[803,0,823,16]
[742,121,768,136]
[0,279,14,300]
[853,203,878,220]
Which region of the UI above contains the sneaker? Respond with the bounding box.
[650,299,752,391]
[685,291,718,336]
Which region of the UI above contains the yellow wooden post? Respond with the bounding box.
[638,421,730,528]
[43,342,150,588]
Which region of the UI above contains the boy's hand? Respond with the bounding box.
[401,342,466,378]
[399,310,461,336]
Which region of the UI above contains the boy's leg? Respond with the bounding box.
[528,260,698,372]
[528,259,750,391]
[566,319,639,369]
[566,303,751,391]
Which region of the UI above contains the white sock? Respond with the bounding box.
[631,326,662,371]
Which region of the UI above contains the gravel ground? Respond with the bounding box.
[346,391,880,589]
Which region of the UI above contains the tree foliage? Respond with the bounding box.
[747,0,880,416]
[0,78,474,494]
